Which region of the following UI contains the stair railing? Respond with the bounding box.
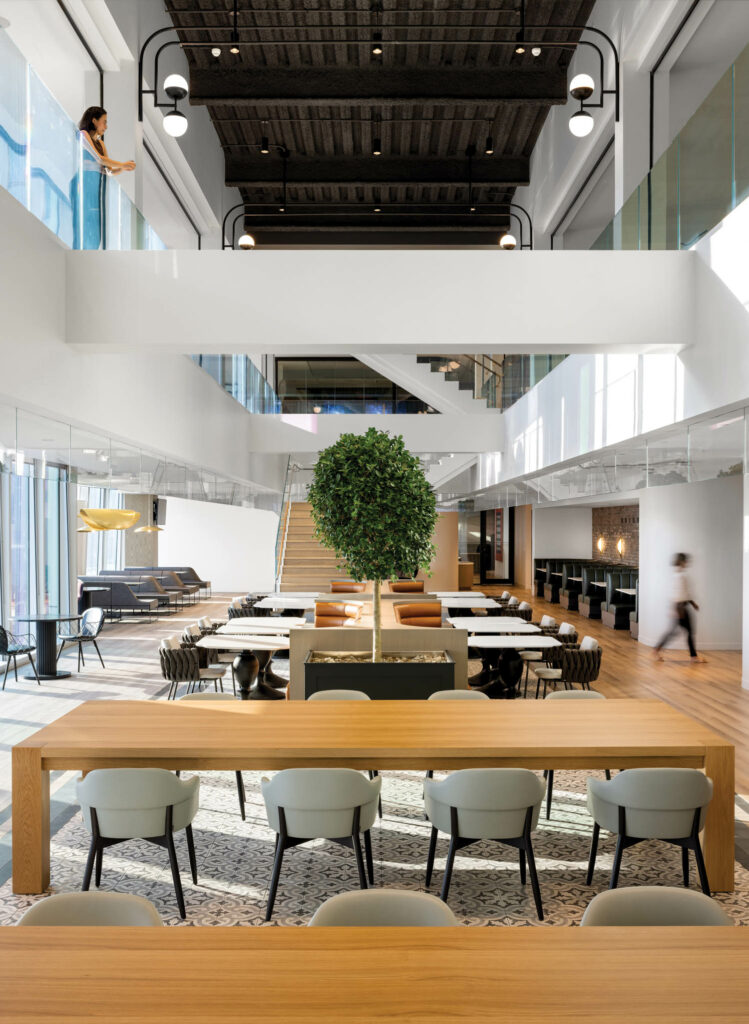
[273,457,291,588]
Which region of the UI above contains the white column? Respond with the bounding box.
[742,474,749,687]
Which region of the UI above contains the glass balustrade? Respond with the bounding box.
[591,41,749,251]
[0,28,164,251]
[192,355,281,415]
[416,354,566,412]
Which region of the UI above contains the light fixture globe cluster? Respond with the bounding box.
[568,72,595,138]
[498,233,517,250]
[161,73,189,137]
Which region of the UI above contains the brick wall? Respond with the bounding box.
[591,505,639,566]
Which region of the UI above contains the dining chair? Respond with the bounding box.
[77,767,200,919]
[57,607,106,672]
[543,689,609,818]
[17,891,163,926]
[557,622,579,645]
[309,889,459,926]
[159,636,228,700]
[580,886,731,926]
[427,689,490,701]
[178,691,247,819]
[539,615,557,631]
[0,625,40,688]
[261,768,381,921]
[307,689,381,815]
[586,768,714,894]
[424,768,546,920]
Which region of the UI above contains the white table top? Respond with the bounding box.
[467,635,561,650]
[447,617,541,634]
[590,581,607,588]
[197,635,290,652]
[568,576,582,582]
[439,597,500,609]
[616,588,637,596]
[433,591,486,599]
[251,591,321,598]
[254,597,317,610]
[217,617,307,633]
[550,572,563,577]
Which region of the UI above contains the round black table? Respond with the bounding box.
[14,614,82,680]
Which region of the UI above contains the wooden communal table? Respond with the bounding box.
[3,927,749,1023]
[12,700,734,895]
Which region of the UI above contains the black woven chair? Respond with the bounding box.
[57,607,106,672]
[1,625,40,689]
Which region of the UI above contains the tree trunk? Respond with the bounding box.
[372,578,382,663]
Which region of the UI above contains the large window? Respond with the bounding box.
[275,358,433,414]
[81,487,124,575]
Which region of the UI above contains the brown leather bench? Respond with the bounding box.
[393,602,443,627]
[314,601,363,627]
[390,580,425,594]
[330,581,367,593]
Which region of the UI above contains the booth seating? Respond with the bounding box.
[579,566,608,619]
[331,581,367,594]
[533,559,547,599]
[393,602,443,627]
[601,571,639,630]
[391,580,425,594]
[314,602,363,627]
[102,569,199,607]
[82,579,158,620]
[543,560,566,604]
[560,563,585,611]
[630,578,639,640]
[81,575,178,614]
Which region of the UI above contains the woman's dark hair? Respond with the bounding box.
[78,106,107,153]
[673,552,689,567]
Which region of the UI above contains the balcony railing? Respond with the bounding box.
[591,41,749,251]
[192,355,281,415]
[0,28,164,251]
[416,354,566,411]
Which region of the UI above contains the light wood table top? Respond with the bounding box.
[2,926,748,1024]
[467,635,561,650]
[196,635,290,652]
[12,700,734,894]
[448,617,540,633]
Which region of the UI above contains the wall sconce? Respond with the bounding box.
[596,537,605,553]
[617,538,625,556]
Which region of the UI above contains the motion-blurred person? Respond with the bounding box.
[654,552,706,664]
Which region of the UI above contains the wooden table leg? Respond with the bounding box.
[12,744,49,894]
[703,743,735,893]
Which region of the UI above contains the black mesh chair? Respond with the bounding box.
[1,625,40,689]
[57,607,106,672]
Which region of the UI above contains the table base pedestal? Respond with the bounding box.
[25,671,71,681]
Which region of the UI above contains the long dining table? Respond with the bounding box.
[3,926,748,1023]
[11,699,734,895]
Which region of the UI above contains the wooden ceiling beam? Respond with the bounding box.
[189,67,568,107]
[226,155,529,188]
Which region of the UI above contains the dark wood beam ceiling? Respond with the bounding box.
[189,66,569,106]
[164,0,596,245]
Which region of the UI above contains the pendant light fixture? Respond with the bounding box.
[568,72,596,137]
[79,509,141,531]
[498,233,517,250]
[238,233,256,249]
[135,498,164,534]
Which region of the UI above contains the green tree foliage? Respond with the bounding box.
[307,428,438,661]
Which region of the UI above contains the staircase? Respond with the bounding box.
[278,501,347,591]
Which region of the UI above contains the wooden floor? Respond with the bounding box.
[483,584,749,792]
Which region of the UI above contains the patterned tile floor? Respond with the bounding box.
[2,767,748,927]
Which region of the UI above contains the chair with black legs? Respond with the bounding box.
[308,689,382,817]
[76,767,200,920]
[178,691,247,820]
[543,689,610,819]
[57,607,106,672]
[1,625,40,689]
[424,768,547,920]
[586,767,714,894]
[260,768,381,922]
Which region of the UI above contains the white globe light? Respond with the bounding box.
[569,110,594,138]
[163,110,188,137]
[211,47,222,57]
[238,233,255,250]
[499,232,517,250]
[163,73,188,100]
[569,72,595,100]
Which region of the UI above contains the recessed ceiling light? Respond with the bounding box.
[373,207,381,212]
[470,206,476,212]
[230,46,240,54]
[278,206,285,212]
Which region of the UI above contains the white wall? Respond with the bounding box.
[639,476,742,650]
[158,497,278,593]
[533,506,592,560]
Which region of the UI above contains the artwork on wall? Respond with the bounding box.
[495,508,504,567]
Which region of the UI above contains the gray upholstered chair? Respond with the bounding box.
[17,891,163,926]
[428,689,490,701]
[261,768,381,921]
[309,888,459,926]
[178,692,246,819]
[308,689,371,701]
[581,886,732,926]
[586,768,714,894]
[77,767,200,919]
[543,689,609,818]
[423,768,546,919]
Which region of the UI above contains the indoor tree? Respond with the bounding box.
[307,427,438,662]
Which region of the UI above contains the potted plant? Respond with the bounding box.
[305,427,451,697]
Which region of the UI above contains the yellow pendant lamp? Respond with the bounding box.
[135,500,163,533]
[78,508,141,531]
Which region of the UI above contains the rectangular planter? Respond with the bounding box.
[304,650,455,700]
